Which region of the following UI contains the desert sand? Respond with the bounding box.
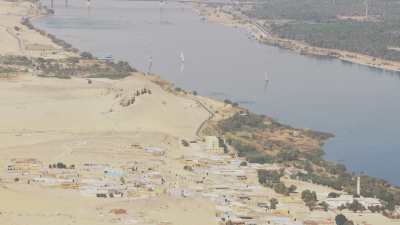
[0,0,73,58]
[0,71,215,225]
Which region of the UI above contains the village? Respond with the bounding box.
[0,133,394,225]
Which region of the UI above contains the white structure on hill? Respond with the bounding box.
[205,136,221,153]
[326,194,382,209]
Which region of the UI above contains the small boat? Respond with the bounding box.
[99,54,113,62]
[180,51,185,63]
[264,72,270,83]
[147,56,153,74]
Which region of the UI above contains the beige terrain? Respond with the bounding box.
[0,2,218,223]
[0,74,209,142]
[0,1,400,225]
[0,0,73,58]
[0,72,217,224]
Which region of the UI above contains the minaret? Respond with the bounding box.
[356,176,361,196]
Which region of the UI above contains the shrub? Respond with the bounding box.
[181,139,190,147]
[346,200,365,212]
[288,184,297,193]
[80,51,94,59]
[335,214,350,225]
[224,99,232,105]
[328,192,341,198]
[274,182,290,196]
[270,198,279,209]
[301,189,318,210]
[183,165,193,171]
[319,201,329,211]
[257,169,283,187]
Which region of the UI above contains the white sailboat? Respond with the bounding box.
[180,51,185,63]
[263,72,270,92]
[159,0,165,8]
[147,56,153,74]
[264,72,270,83]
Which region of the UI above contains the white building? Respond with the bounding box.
[144,147,165,156]
[325,194,382,209]
[205,136,221,152]
[325,194,354,209]
[358,197,382,208]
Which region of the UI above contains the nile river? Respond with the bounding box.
[34,0,400,185]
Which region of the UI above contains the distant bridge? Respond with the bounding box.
[50,0,263,10]
[126,0,261,5]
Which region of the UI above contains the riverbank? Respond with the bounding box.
[1,0,400,224]
[0,0,75,58]
[195,0,400,209]
[197,5,400,74]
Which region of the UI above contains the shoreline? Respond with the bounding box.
[196,5,400,74]
[26,0,400,189]
[0,0,76,59]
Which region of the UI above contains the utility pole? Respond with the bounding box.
[87,0,91,16]
[364,0,369,18]
[147,56,153,75]
[382,2,386,21]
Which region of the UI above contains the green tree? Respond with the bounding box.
[270,198,279,209]
[274,182,290,196]
[288,184,297,193]
[328,192,340,198]
[319,201,329,211]
[301,189,318,210]
[80,51,93,59]
[346,200,365,212]
[301,189,317,202]
[335,214,347,225]
[257,169,283,187]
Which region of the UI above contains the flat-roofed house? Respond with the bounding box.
[205,136,224,154]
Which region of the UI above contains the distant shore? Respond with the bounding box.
[197,5,400,74]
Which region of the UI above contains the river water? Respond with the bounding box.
[34,0,400,185]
